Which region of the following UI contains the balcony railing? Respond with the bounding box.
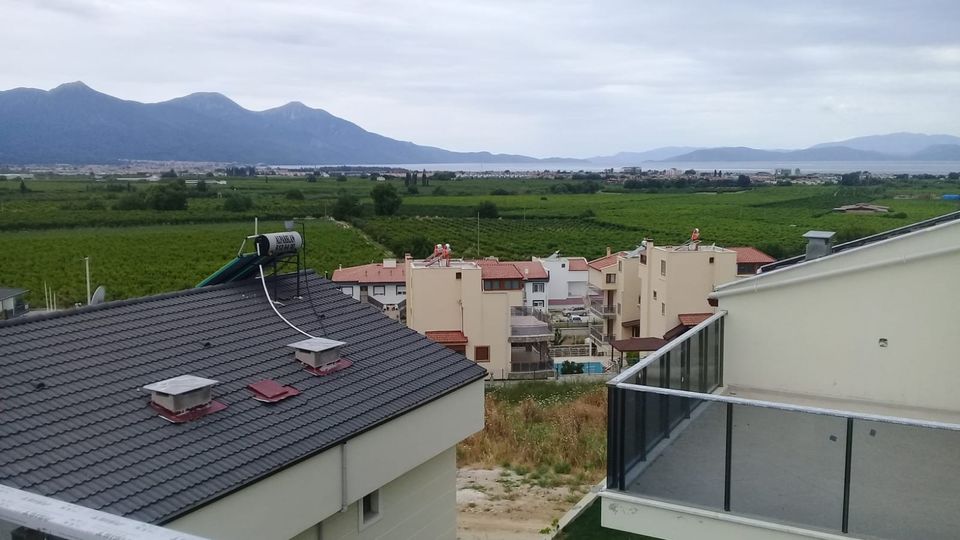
[589,325,611,344]
[589,301,617,318]
[510,306,552,342]
[605,312,960,540]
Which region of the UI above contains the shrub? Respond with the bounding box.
[144,183,188,211]
[114,193,147,210]
[475,201,499,218]
[370,183,402,215]
[331,192,362,220]
[285,189,304,200]
[223,193,254,212]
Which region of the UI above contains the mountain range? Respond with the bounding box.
[0,82,580,165]
[0,83,958,165]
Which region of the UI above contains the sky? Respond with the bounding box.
[2,0,959,158]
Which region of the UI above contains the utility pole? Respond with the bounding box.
[83,257,92,305]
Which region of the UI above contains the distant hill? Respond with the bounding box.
[0,82,583,165]
[810,132,960,156]
[588,147,702,165]
[661,143,957,163]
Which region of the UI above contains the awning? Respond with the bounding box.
[611,337,668,352]
[425,330,469,345]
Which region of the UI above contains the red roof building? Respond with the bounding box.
[728,247,776,275]
[331,260,405,284]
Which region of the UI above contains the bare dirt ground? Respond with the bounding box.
[456,468,591,540]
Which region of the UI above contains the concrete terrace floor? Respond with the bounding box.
[623,394,960,540]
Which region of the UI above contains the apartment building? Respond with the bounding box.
[532,252,589,309]
[331,258,406,320]
[602,211,960,540]
[476,258,550,309]
[405,257,554,380]
[586,242,737,348]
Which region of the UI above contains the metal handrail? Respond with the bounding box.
[607,310,726,385]
[616,383,960,432]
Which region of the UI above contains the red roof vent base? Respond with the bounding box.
[304,358,353,376]
[150,401,226,423]
[248,380,300,402]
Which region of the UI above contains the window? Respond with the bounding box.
[653,290,657,300]
[618,261,622,271]
[359,490,380,529]
[605,273,616,284]
[632,327,641,338]
[474,346,490,362]
[637,295,642,305]
[532,282,545,293]
[661,302,665,316]
[617,303,621,315]
[373,285,385,296]
[660,260,667,277]
[340,286,353,296]
[533,300,544,307]
[640,254,647,264]
[455,272,462,279]
[396,285,406,294]
[709,256,715,264]
[561,263,566,268]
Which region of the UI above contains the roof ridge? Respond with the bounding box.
[0,270,316,330]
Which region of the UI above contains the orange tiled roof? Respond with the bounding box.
[588,252,625,270]
[568,257,589,271]
[511,261,549,280]
[425,330,468,344]
[728,247,776,265]
[331,262,405,284]
[678,313,713,326]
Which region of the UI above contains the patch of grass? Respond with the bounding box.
[457,381,607,479]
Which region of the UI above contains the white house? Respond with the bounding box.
[332,259,406,321]
[532,252,589,309]
[601,211,960,540]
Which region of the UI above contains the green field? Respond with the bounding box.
[0,220,386,306]
[2,174,957,306]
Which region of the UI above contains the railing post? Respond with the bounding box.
[617,387,626,490]
[724,402,733,511]
[606,385,618,489]
[842,417,854,533]
[639,390,647,462]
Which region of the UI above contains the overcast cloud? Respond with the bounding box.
[2,0,958,157]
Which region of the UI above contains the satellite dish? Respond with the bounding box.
[90,286,106,306]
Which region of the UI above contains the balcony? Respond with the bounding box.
[587,286,616,318]
[509,342,554,379]
[509,306,552,343]
[603,312,960,540]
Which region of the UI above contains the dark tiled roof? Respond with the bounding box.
[0,287,27,301]
[761,210,960,273]
[0,273,486,525]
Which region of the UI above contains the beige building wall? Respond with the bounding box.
[602,244,737,341]
[168,380,484,540]
[405,260,521,378]
[305,448,457,540]
[613,257,642,341]
[716,222,960,413]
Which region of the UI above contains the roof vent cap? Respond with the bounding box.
[288,337,348,370]
[142,375,226,423]
[802,230,836,261]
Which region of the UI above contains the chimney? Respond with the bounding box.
[288,337,347,369]
[803,231,836,261]
[606,246,612,256]
[143,375,225,421]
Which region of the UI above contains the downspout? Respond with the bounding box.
[340,442,349,512]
